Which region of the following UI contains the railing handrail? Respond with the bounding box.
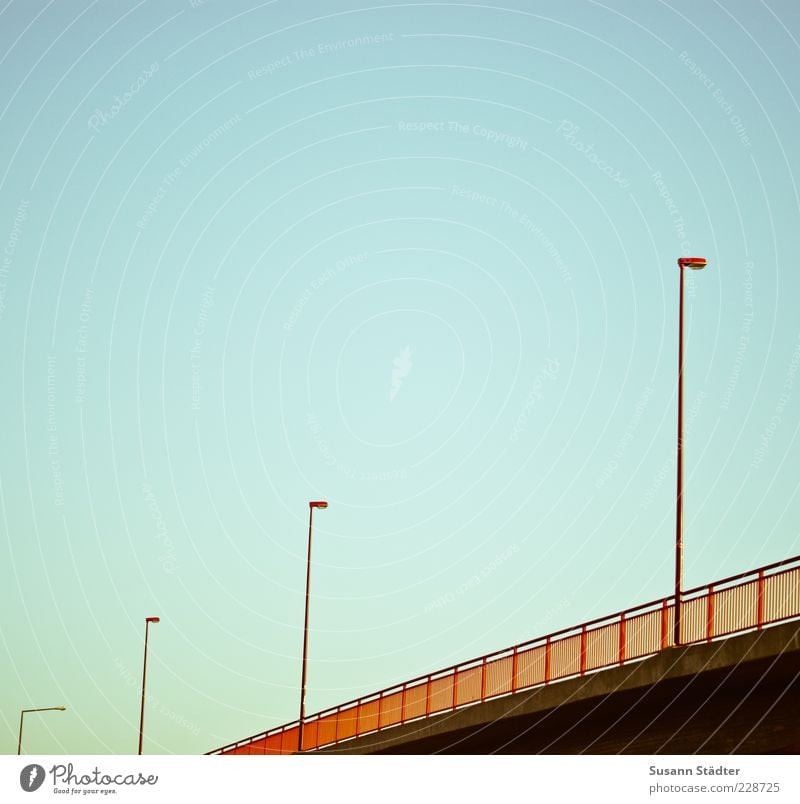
[682,552,800,593]
[207,553,800,754]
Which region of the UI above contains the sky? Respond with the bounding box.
[1,0,799,755]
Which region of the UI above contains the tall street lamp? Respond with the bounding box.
[138,616,160,755]
[17,706,66,755]
[674,256,708,647]
[298,500,328,752]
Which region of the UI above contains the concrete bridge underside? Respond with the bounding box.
[317,621,800,754]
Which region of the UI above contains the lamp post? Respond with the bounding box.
[138,616,160,755]
[298,500,328,752]
[17,706,66,755]
[674,257,708,647]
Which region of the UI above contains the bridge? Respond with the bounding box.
[207,554,800,755]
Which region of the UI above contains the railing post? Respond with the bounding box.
[425,676,431,717]
[580,624,587,676]
[334,705,341,745]
[618,611,626,665]
[706,585,714,643]
[544,637,551,685]
[401,683,407,724]
[377,691,384,731]
[512,647,519,692]
[757,570,765,630]
[661,599,669,649]
[452,668,458,710]
[480,657,488,701]
[355,702,362,737]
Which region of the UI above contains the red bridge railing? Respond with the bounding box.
[207,554,800,755]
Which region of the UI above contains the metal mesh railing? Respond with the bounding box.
[208,554,800,755]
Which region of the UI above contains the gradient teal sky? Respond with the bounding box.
[1,0,799,754]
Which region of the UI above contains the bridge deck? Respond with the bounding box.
[318,619,800,754]
[208,554,800,755]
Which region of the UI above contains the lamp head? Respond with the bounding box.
[309,501,328,509]
[56,707,66,711]
[146,617,160,623]
[678,257,708,270]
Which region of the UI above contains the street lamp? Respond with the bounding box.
[674,257,708,647]
[17,706,66,755]
[138,616,160,755]
[298,500,328,752]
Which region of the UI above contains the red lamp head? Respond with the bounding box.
[309,501,328,509]
[146,617,160,623]
[677,257,708,270]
